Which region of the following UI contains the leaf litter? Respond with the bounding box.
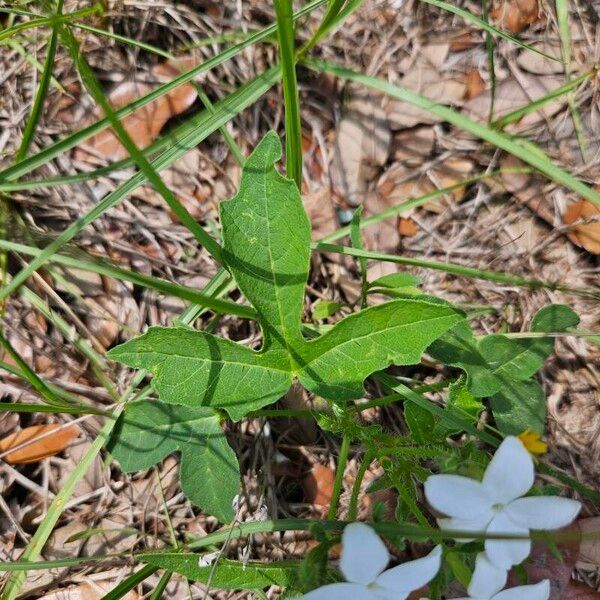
[0,0,599,596]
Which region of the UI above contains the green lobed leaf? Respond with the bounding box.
[109,133,467,426]
[108,400,239,521]
[220,130,311,353]
[107,327,292,421]
[138,555,300,589]
[298,299,465,400]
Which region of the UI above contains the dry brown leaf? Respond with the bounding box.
[303,187,338,240]
[563,199,600,254]
[75,56,199,162]
[564,581,600,599]
[331,88,391,205]
[0,424,78,464]
[449,31,478,51]
[398,217,418,236]
[385,67,465,129]
[392,127,435,165]
[464,69,486,100]
[517,41,566,75]
[491,0,539,33]
[465,74,565,130]
[302,464,335,508]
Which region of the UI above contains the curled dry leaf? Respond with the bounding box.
[563,199,600,255]
[0,424,79,464]
[75,55,199,162]
[464,69,486,100]
[302,464,335,508]
[331,87,391,205]
[491,0,539,33]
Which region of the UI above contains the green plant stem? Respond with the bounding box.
[327,433,351,519]
[347,450,373,521]
[274,0,303,187]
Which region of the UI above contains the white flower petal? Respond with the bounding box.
[494,580,550,600]
[300,582,377,600]
[505,496,581,530]
[340,523,389,585]
[425,475,493,519]
[467,552,507,599]
[438,514,494,542]
[374,545,442,595]
[485,511,531,569]
[482,437,534,504]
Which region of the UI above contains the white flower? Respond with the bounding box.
[299,522,441,600]
[424,436,581,569]
[455,552,550,600]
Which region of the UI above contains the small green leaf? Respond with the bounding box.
[313,300,343,320]
[429,305,580,398]
[489,379,546,435]
[369,273,421,289]
[107,327,292,420]
[405,402,436,443]
[220,131,311,352]
[298,299,464,400]
[108,400,240,521]
[138,555,300,589]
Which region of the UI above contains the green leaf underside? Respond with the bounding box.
[220,130,311,354]
[490,379,546,435]
[138,555,299,589]
[110,133,466,421]
[108,401,239,521]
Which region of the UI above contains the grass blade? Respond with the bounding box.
[0,0,324,184]
[0,67,280,302]
[58,25,223,263]
[0,239,257,320]
[274,0,303,187]
[417,0,559,60]
[14,0,63,161]
[304,59,600,207]
[312,242,600,300]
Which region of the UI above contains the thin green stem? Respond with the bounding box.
[274,0,303,187]
[327,433,351,519]
[347,450,373,521]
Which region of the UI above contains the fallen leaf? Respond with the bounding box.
[563,199,600,254]
[303,187,338,240]
[0,424,79,464]
[449,31,478,52]
[564,581,600,599]
[517,41,566,75]
[491,0,539,33]
[331,87,391,205]
[385,67,465,129]
[465,74,565,130]
[75,55,199,162]
[464,69,486,100]
[302,464,335,508]
[398,217,418,236]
